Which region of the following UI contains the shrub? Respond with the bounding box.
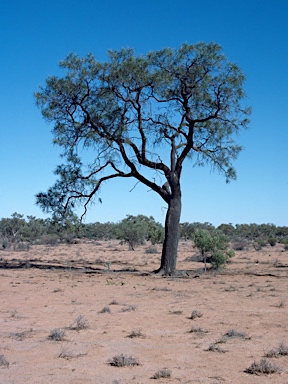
[127,329,146,338]
[190,310,203,319]
[245,358,282,375]
[48,329,66,341]
[145,246,158,254]
[99,306,111,314]
[206,344,227,353]
[268,237,277,246]
[69,315,89,330]
[188,327,208,336]
[108,354,140,367]
[265,342,288,358]
[193,229,234,270]
[122,305,137,312]
[224,329,249,339]
[152,369,172,379]
[0,354,9,368]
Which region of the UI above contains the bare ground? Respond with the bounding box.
[0,240,287,383]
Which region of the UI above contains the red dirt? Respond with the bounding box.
[0,240,287,383]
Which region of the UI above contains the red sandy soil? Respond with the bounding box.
[0,240,287,383]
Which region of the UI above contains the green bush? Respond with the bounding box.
[193,229,234,270]
[268,237,277,246]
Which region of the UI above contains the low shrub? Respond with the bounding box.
[69,315,89,330]
[152,369,172,379]
[245,358,281,375]
[48,329,66,341]
[108,354,140,367]
[268,237,277,246]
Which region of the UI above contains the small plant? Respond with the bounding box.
[109,299,120,305]
[58,345,74,360]
[152,369,172,379]
[245,358,282,375]
[48,328,66,341]
[127,329,146,338]
[0,354,9,368]
[58,344,86,360]
[224,329,249,339]
[268,237,277,246]
[188,327,208,336]
[122,305,137,312]
[169,310,183,315]
[265,342,288,358]
[69,315,89,330]
[106,261,112,270]
[108,354,140,367]
[99,306,111,313]
[10,309,20,318]
[253,239,266,251]
[278,299,286,308]
[206,344,227,353]
[189,310,203,319]
[145,246,158,254]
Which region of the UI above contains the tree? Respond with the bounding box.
[35,42,250,275]
[0,213,26,249]
[193,228,234,270]
[116,214,164,250]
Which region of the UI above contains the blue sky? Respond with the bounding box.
[1,0,287,226]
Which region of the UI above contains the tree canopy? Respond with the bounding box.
[35,42,250,274]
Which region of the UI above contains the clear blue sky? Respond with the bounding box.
[1,0,287,226]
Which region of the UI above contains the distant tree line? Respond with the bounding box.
[1,212,288,253]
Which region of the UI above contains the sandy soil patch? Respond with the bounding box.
[0,240,287,383]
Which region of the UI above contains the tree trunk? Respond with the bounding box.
[157,193,182,275]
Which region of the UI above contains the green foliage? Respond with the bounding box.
[34,42,250,273]
[268,237,277,246]
[193,229,234,270]
[116,215,163,250]
[180,222,215,240]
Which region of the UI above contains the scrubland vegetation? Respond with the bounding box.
[1,212,287,270]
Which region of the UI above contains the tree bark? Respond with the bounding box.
[156,192,182,275]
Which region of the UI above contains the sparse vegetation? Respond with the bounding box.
[189,310,203,319]
[188,327,208,336]
[48,329,66,341]
[265,342,288,358]
[224,329,249,339]
[127,329,146,338]
[122,305,137,312]
[69,315,89,330]
[245,358,282,375]
[108,354,140,367]
[193,229,234,270]
[0,354,9,368]
[206,344,228,353]
[99,306,111,314]
[152,369,172,379]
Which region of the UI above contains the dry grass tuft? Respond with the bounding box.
[121,305,137,312]
[206,344,228,353]
[224,329,250,339]
[69,315,89,330]
[188,327,208,336]
[48,329,66,341]
[108,354,140,367]
[151,368,172,379]
[265,342,288,358]
[99,306,111,313]
[0,354,9,368]
[245,358,282,375]
[189,310,203,319]
[126,329,146,338]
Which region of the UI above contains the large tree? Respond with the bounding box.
[35,42,250,275]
